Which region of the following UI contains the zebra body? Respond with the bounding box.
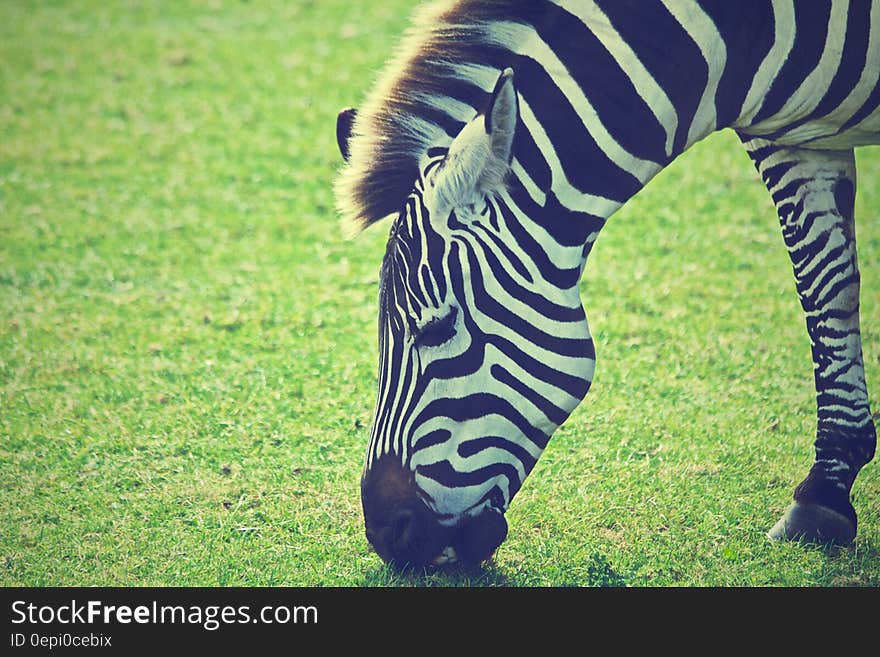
[335,0,879,566]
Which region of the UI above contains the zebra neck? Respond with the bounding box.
[494,176,606,281]
[448,3,751,269]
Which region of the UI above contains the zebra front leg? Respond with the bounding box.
[742,138,876,545]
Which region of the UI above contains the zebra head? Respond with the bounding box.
[337,70,595,567]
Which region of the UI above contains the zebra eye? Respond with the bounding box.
[413,307,458,348]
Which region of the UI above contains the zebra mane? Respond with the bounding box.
[334,0,507,236]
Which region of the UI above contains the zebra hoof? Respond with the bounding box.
[767,502,856,546]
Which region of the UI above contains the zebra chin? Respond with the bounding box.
[361,455,509,569]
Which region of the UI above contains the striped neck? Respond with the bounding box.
[448,1,801,264]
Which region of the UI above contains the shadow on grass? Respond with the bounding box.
[360,552,628,587]
[798,535,877,557]
[361,560,513,587]
[793,537,880,586]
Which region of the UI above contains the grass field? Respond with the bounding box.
[2,0,879,587]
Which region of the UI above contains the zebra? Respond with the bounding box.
[334,0,879,568]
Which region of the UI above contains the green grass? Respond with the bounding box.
[1,0,878,587]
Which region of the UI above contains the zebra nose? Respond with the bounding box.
[364,500,447,568]
[389,508,417,551]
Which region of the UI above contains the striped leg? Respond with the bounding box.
[742,138,876,545]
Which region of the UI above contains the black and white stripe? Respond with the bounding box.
[336,0,879,550]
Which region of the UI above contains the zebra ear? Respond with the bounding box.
[485,68,517,166]
[337,108,357,161]
[432,68,517,209]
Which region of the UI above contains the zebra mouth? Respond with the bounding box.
[432,546,459,566]
[430,507,508,568]
[361,455,510,568]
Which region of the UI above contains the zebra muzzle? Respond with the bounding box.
[433,546,459,566]
[361,455,509,567]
